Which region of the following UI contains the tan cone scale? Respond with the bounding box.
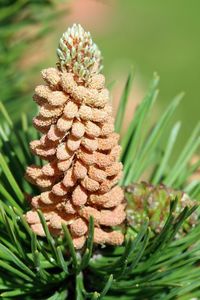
[25,24,126,249]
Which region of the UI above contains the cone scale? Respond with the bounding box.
[25,24,126,249]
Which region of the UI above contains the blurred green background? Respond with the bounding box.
[1,0,199,149]
[96,0,200,151]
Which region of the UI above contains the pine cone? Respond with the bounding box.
[126,182,197,237]
[25,24,126,249]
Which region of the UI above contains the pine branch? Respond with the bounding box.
[0,72,199,298]
[0,21,199,298]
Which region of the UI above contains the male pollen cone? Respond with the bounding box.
[25,24,126,249]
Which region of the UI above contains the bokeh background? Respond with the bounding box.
[1,0,199,150]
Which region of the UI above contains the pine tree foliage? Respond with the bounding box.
[0,66,199,298]
[0,0,62,120]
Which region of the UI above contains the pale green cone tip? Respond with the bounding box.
[57,23,103,81]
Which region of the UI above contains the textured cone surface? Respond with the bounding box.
[126,182,197,237]
[25,25,126,249]
[57,23,102,82]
